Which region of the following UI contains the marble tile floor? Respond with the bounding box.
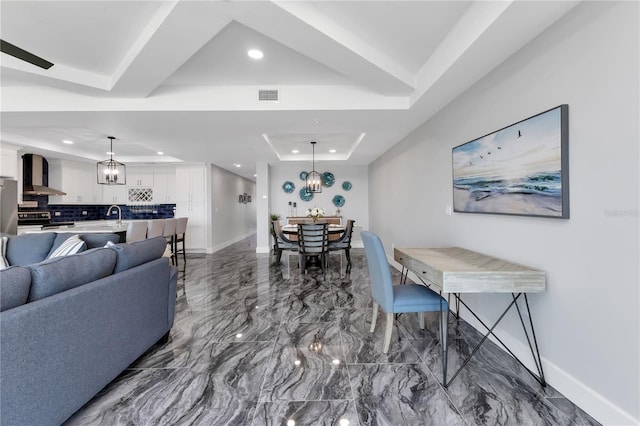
[65,236,600,426]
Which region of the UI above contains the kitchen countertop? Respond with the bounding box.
[20,220,133,234]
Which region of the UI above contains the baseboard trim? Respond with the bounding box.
[210,231,257,254]
[387,256,639,426]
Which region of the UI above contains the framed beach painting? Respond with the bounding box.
[452,105,569,218]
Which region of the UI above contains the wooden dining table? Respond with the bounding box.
[281,224,345,241]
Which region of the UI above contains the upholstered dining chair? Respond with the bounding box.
[297,223,329,273]
[125,221,147,243]
[271,220,298,266]
[361,231,449,354]
[328,219,355,273]
[174,217,188,267]
[162,218,177,264]
[146,219,165,239]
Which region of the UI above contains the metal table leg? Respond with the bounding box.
[443,292,546,388]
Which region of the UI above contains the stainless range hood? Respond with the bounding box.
[22,154,67,196]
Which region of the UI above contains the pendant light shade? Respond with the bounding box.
[97,136,126,185]
[305,141,322,193]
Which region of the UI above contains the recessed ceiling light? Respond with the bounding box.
[234,163,241,168]
[254,174,257,177]
[62,140,74,144]
[329,149,336,153]
[157,151,164,155]
[291,149,299,154]
[247,49,263,59]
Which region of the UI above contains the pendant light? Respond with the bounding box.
[97,136,126,185]
[305,141,322,193]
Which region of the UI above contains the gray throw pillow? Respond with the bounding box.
[79,233,120,249]
[108,236,167,274]
[48,233,120,256]
[0,266,31,311]
[27,248,117,302]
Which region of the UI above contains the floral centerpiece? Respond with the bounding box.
[305,206,325,222]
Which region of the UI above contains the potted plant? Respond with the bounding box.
[269,213,281,254]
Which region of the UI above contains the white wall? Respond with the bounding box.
[368,2,638,424]
[269,163,369,231]
[210,164,256,252]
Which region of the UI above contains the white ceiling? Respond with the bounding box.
[0,0,580,181]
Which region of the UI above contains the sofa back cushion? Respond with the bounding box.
[27,248,117,302]
[6,233,56,266]
[0,266,31,311]
[109,236,166,274]
[48,233,120,257]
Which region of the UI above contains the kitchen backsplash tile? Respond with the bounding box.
[46,204,176,223]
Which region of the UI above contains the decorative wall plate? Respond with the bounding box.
[299,171,308,181]
[282,181,295,193]
[322,172,335,187]
[342,181,352,191]
[332,195,345,207]
[299,187,313,202]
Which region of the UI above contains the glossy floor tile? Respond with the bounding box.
[65,236,600,426]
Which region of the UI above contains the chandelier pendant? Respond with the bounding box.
[97,136,127,185]
[305,141,322,193]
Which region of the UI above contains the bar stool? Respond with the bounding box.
[125,221,147,243]
[162,218,177,265]
[147,219,165,239]
[174,217,188,267]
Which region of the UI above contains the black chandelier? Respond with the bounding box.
[97,136,126,185]
[305,141,322,193]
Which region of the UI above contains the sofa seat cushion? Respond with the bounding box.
[47,235,86,258]
[109,237,167,274]
[0,266,31,311]
[27,248,117,302]
[6,233,56,266]
[48,233,120,257]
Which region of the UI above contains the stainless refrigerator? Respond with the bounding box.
[0,179,18,235]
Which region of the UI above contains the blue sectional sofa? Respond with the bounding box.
[0,232,177,426]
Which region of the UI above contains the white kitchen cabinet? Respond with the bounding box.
[175,165,207,251]
[48,160,99,204]
[153,168,176,203]
[175,167,205,204]
[127,168,154,187]
[0,145,18,179]
[176,201,206,249]
[102,184,128,204]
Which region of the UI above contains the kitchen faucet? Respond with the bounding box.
[106,205,122,226]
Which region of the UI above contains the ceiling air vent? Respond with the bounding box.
[258,89,279,102]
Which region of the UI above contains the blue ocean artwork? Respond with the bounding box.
[452,106,567,217]
[453,171,562,197]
